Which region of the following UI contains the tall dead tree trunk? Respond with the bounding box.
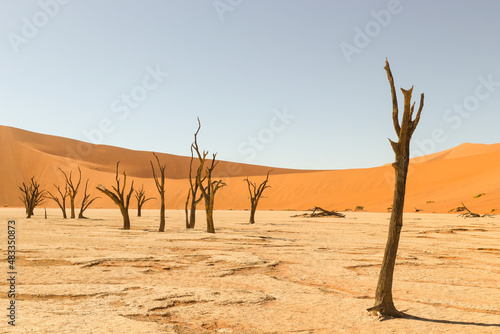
[135,185,154,217]
[19,177,46,218]
[191,118,226,233]
[150,152,166,231]
[188,157,205,228]
[96,162,134,230]
[185,123,205,229]
[184,189,191,228]
[59,167,82,219]
[368,59,424,317]
[47,183,68,219]
[78,179,99,218]
[200,154,226,233]
[244,170,272,224]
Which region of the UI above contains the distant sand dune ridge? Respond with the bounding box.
[1,125,499,213]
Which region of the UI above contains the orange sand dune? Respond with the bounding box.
[1,125,499,214]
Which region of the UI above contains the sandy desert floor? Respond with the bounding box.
[1,208,499,333]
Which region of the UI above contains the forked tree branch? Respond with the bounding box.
[384,58,400,136]
[385,59,425,153]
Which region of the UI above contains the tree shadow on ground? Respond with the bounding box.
[380,312,500,327]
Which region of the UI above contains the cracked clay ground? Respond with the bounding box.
[1,209,500,333]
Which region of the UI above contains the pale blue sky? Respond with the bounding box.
[1,0,499,169]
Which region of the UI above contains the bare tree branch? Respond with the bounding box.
[385,58,400,136]
[96,162,134,229]
[191,118,226,233]
[19,177,46,218]
[135,185,155,217]
[78,179,100,218]
[150,152,166,231]
[59,167,82,219]
[47,183,68,219]
[243,170,272,224]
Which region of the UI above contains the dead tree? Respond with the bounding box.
[150,152,166,231]
[78,179,99,218]
[19,177,46,218]
[198,154,226,233]
[368,59,424,317]
[292,207,345,218]
[96,162,134,230]
[192,118,226,233]
[47,183,68,219]
[185,122,205,229]
[59,167,82,219]
[135,185,154,217]
[458,202,480,218]
[244,170,272,224]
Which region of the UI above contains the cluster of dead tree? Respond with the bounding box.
[95,153,167,231]
[183,118,226,233]
[18,160,162,231]
[19,119,272,234]
[20,156,166,231]
[94,118,272,232]
[19,164,155,226]
[95,118,271,233]
[184,118,272,232]
[44,118,271,233]
[20,168,99,219]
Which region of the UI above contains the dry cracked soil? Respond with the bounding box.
[1,209,500,333]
